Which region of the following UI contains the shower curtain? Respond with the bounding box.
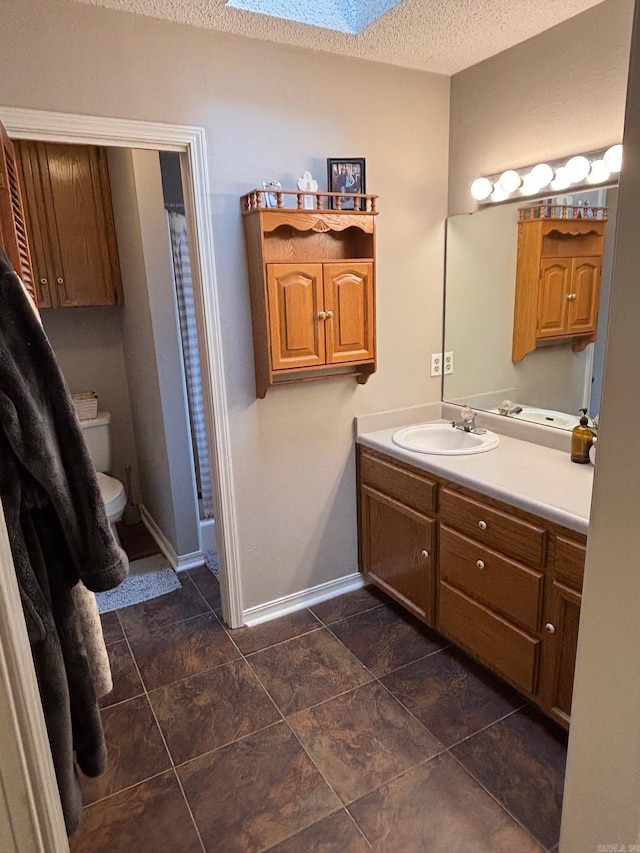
[166,209,215,519]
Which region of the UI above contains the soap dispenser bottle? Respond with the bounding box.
[571,409,594,464]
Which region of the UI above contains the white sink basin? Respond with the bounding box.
[489,406,580,430]
[392,423,500,455]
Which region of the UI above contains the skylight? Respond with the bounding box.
[226,0,403,35]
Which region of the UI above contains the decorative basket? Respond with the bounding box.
[72,391,99,421]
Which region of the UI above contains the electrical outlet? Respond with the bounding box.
[430,352,443,377]
[444,351,454,374]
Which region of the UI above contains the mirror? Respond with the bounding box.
[443,186,618,429]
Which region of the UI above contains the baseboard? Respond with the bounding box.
[139,505,205,573]
[242,572,364,627]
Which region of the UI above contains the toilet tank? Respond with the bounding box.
[79,411,112,472]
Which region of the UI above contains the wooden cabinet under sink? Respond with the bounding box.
[357,444,585,729]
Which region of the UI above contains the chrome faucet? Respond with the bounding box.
[453,405,486,434]
[497,399,523,416]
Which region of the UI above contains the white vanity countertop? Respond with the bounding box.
[358,423,593,535]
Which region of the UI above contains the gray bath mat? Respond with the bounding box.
[96,553,181,614]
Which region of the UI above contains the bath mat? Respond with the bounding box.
[204,549,219,579]
[96,553,181,614]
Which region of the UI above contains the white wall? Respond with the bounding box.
[41,307,141,497]
[0,0,450,610]
[108,148,200,559]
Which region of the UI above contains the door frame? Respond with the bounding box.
[0,105,243,629]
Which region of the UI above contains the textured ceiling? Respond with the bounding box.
[75,0,606,75]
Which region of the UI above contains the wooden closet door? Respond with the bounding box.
[266,263,325,370]
[323,262,374,363]
[41,143,122,307]
[0,124,36,303]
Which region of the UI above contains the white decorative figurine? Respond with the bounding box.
[297,171,318,209]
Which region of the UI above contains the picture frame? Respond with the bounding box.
[327,158,366,210]
[262,180,282,208]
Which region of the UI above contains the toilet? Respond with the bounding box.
[79,412,127,545]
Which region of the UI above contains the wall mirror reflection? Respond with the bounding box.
[443,186,619,430]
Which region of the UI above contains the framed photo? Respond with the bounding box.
[327,158,366,210]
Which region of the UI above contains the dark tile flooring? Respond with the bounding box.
[71,573,567,852]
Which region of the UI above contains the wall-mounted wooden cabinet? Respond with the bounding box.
[512,204,607,361]
[357,444,586,729]
[15,141,123,308]
[242,189,377,398]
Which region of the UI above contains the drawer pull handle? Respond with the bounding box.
[545,623,556,634]
[476,560,485,569]
[478,520,487,531]
[421,549,429,559]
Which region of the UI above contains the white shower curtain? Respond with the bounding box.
[166,210,215,519]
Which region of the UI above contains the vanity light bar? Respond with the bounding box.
[470,144,623,203]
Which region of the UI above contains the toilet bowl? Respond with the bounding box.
[96,472,127,544]
[78,411,127,546]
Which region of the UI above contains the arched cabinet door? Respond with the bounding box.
[266,263,326,370]
[0,120,36,304]
[324,262,375,364]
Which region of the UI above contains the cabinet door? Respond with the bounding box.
[537,259,571,338]
[14,140,55,307]
[40,144,122,307]
[540,580,581,727]
[0,126,36,303]
[360,484,435,623]
[324,262,374,364]
[267,263,326,370]
[567,257,600,335]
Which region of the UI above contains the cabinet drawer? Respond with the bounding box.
[554,536,586,589]
[440,526,544,634]
[438,582,540,694]
[439,488,546,568]
[360,451,436,515]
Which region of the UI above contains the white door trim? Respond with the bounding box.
[0,500,69,852]
[0,105,244,629]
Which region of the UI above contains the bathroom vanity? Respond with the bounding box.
[357,419,592,730]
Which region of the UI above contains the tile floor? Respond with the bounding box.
[71,571,567,852]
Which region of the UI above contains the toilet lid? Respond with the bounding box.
[95,472,124,509]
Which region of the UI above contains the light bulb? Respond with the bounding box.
[490,186,510,202]
[530,163,553,189]
[470,177,493,201]
[565,156,591,183]
[498,169,522,194]
[520,174,540,195]
[550,167,572,191]
[586,159,611,184]
[603,144,623,173]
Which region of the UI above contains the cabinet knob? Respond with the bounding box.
[476,559,485,569]
[566,293,577,301]
[325,310,334,319]
[421,549,429,559]
[40,278,47,285]
[56,277,64,285]
[478,520,487,531]
[545,623,556,634]
[318,311,327,320]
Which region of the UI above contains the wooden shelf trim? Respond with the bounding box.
[241,188,378,214]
